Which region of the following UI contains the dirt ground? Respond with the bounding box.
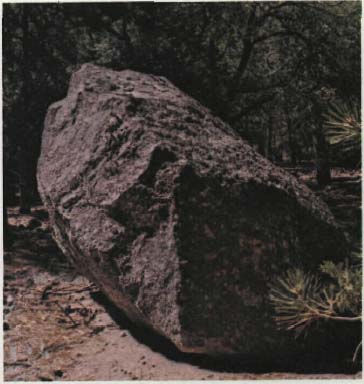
[3,168,362,381]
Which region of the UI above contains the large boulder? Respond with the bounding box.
[38,64,347,356]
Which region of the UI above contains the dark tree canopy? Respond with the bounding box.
[2,1,361,211]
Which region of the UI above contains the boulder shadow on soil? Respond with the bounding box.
[91,290,361,374]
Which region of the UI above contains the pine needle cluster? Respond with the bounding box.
[269,253,362,362]
[323,99,361,158]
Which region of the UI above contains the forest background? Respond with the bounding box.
[2,1,361,233]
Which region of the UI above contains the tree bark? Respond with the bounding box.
[284,102,297,165]
[3,205,13,249]
[265,115,273,160]
[315,131,331,189]
[18,5,32,214]
[313,100,331,189]
[19,177,32,214]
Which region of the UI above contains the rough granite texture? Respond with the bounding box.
[37,64,348,356]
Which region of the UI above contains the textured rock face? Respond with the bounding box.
[38,64,347,356]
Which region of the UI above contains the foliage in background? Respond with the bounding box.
[269,252,362,362]
[2,1,361,208]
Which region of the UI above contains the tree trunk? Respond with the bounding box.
[315,131,331,189]
[18,149,33,214]
[265,118,272,160]
[3,165,13,247]
[19,181,32,214]
[18,5,32,214]
[3,206,13,249]
[207,38,219,113]
[284,103,297,165]
[313,100,331,189]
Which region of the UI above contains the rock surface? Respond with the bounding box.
[37,64,348,356]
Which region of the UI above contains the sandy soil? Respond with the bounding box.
[3,168,362,381]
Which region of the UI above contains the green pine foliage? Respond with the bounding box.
[320,258,362,316]
[323,100,361,164]
[269,253,362,361]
